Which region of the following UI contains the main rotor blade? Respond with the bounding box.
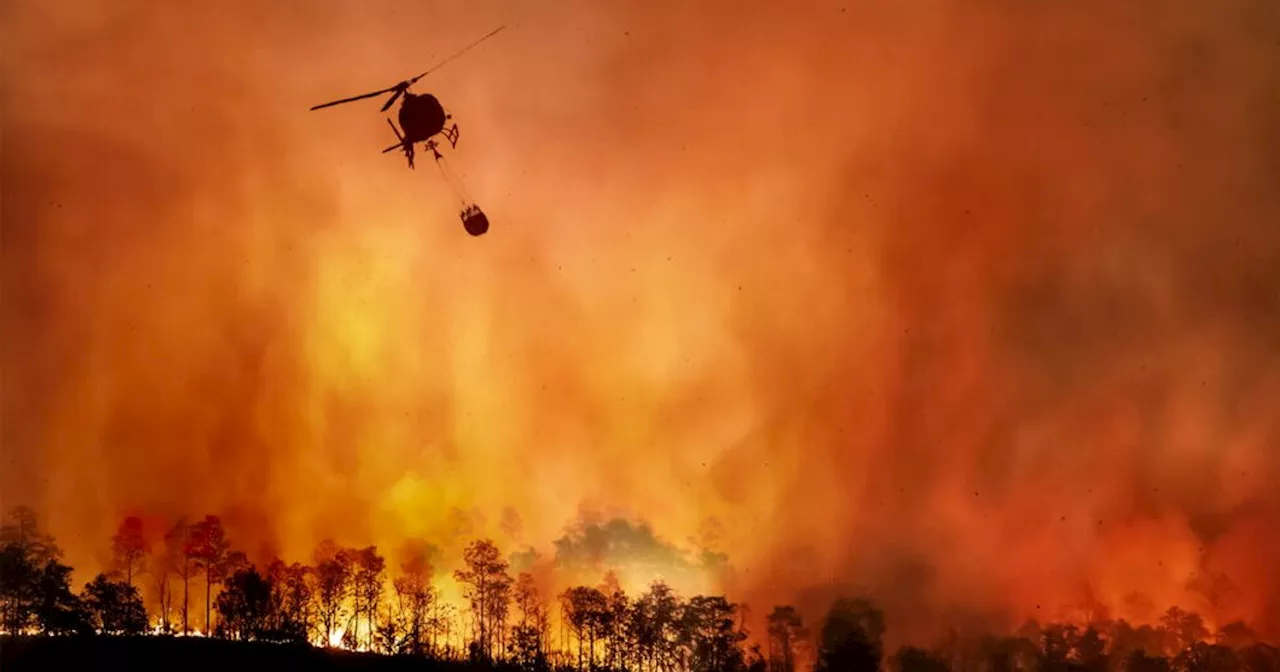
[310,25,505,112]
[379,86,406,113]
[405,25,507,86]
[309,84,399,111]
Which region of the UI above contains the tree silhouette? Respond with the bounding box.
[983,635,1041,672]
[1040,622,1078,671]
[189,515,231,635]
[313,540,354,646]
[512,572,550,670]
[561,585,608,670]
[600,571,629,670]
[109,516,150,588]
[1162,606,1211,654]
[149,534,175,633]
[814,598,884,672]
[0,506,61,564]
[766,605,808,672]
[1128,649,1173,672]
[628,581,653,672]
[33,557,91,635]
[390,543,436,656]
[453,538,512,662]
[215,565,273,641]
[747,644,769,672]
[632,580,682,672]
[1177,641,1240,672]
[1076,625,1109,672]
[0,542,38,634]
[891,646,949,672]
[435,601,460,660]
[1215,621,1258,649]
[0,506,70,635]
[683,595,747,672]
[9,502,1280,672]
[265,559,312,644]
[83,573,148,634]
[353,546,386,650]
[1237,644,1280,672]
[164,518,196,635]
[559,588,583,669]
[491,568,513,659]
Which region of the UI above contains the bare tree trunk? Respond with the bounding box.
[430,601,437,656]
[158,575,170,631]
[478,584,487,660]
[205,565,212,635]
[182,562,190,635]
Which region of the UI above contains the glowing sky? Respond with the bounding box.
[2,0,1278,646]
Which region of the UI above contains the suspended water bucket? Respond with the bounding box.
[460,204,489,236]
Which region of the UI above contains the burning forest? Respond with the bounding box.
[2,0,1279,670]
[2,505,1278,672]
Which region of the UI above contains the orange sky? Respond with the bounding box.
[2,0,1278,647]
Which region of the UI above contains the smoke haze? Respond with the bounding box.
[3,0,1278,646]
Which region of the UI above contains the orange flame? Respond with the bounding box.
[2,0,1278,649]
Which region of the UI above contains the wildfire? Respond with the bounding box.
[2,0,1278,652]
[326,625,347,650]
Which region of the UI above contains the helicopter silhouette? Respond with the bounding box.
[309,26,505,236]
[309,25,504,170]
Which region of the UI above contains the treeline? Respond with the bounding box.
[1,506,1278,672]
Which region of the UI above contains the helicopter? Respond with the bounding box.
[309,26,505,235]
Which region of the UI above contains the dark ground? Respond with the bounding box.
[0,635,490,672]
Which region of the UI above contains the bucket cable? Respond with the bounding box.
[432,150,473,210]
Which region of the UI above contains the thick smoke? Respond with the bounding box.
[2,0,1278,648]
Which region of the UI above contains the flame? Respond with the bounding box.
[327,625,347,650]
[2,0,1278,649]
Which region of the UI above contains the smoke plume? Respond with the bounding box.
[2,0,1278,647]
